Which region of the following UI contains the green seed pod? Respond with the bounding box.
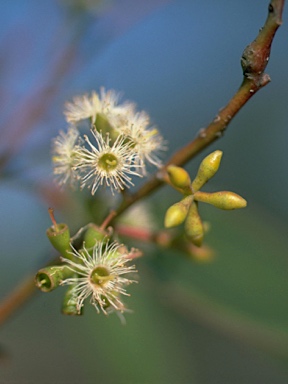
[191,150,223,192]
[167,165,191,192]
[164,195,193,228]
[84,224,109,249]
[194,191,247,210]
[35,266,73,292]
[185,201,204,247]
[62,285,82,316]
[46,223,72,259]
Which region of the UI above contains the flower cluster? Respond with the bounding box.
[61,241,137,316]
[164,151,247,246]
[35,220,138,319]
[52,88,165,194]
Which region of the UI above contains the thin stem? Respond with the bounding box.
[116,224,154,242]
[116,224,214,261]
[0,254,60,327]
[100,210,117,231]
[0,278,37,327]
[48,207,59,231]
[115,0,285,218]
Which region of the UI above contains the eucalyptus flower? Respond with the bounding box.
[52,127,80,186]
[74,129,143,194]
[115,111,165,171]
[64,88,134,125]
[53,88,167,194]
[61,240,137,315]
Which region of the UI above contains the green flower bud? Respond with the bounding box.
[84,224,109,249]
[191,150,223,192]
[106,244,129,260]
[167,165,191,192]
[185,201,204,247]
[46,223,72,259]
[95,113,119,142]
[194,191,247,210]
[35,266,73,292]
[62,285,82,316]
[164,195,193,228]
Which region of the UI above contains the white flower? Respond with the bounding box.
[74,129,143,194]
[64,88,134,125]
[56,88,167,194]
[117,111,165,171]
[52,127,80,186]
[61,240,137,315]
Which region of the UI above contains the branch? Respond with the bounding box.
[115,0,284,217]
[0,0,284,327]
[0,278,37,327]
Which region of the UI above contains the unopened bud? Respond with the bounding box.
[84,224,109,249]
[95,113,118,142]
[191,150,223,192]
[188,243,214,263]
[109,244,129,259]
[185,201,204,247]
[164,195,193,228]
[167,165,191,192]
[35,266,73,292]
[194,191,247,210]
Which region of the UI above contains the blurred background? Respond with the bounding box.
[1,0,288,382]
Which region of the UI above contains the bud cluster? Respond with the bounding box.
[52,88,165,194]
[164,151,247,247]
[35,214,137,319]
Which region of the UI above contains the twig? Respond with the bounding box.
[0,278,37,327]
[0,0,284,327]
[100,210,117,230]
[115,0,285,217]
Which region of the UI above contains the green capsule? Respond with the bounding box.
[164,195,193,228]
[35,265,73,292]
[185,201,204,247]
[84,224,109,249]
[191,150,223,192]
[167,165,192,192]
[46,223,72,259]
[194,190,247,210]
[62,285,82,316]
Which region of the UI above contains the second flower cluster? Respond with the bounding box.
[52,88,165,194]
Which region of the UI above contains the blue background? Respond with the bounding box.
[1,0,288,382]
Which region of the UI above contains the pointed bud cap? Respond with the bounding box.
[164,195,193,228]
[194,191,247,210]
[185,201,204,247]
[191,150,223,192]
[167,165,191,192]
